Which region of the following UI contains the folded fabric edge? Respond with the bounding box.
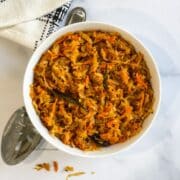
[0,0,71,28]
[0,0,72,50]
[0,29,35,50]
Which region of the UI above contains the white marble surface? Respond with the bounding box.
[1,0,180,179]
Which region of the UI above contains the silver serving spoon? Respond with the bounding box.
[1,7,86,165]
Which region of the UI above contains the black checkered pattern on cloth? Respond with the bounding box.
[34,0,72,50]
[38,2,71,26]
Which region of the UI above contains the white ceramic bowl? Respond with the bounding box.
[23,22,161,157]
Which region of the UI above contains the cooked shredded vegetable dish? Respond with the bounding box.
[30,31,154,150]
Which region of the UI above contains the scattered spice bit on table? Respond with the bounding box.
[34,164,43,171]
[91,171,95,174]
[43,163,50,171]
[66,172,85,180]
[34,163,50,171]
[53,161,59,172]
[64,166,74,172]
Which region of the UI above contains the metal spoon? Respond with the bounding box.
[1,7,86,165]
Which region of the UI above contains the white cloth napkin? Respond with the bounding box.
[0,0,72,50]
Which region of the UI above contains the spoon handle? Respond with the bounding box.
[65,7,86,25]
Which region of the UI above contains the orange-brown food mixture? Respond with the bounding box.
[30,31,154,150]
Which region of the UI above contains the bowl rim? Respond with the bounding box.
[23,21,161,158]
